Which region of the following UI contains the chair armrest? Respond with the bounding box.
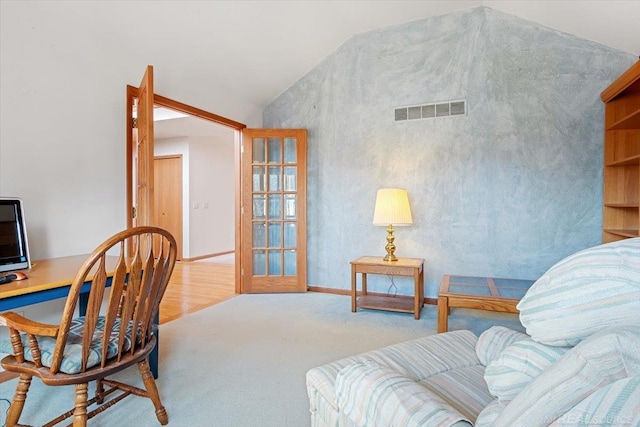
[0,312,59,337]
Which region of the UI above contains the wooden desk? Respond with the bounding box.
[0,255,160,378]
[351,256,425,319]
[0,256,115,310]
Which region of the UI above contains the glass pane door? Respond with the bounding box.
[241,129,307,293]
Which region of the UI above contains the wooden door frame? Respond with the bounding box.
[126,86,246,293]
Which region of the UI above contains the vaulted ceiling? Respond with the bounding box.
[140,1,638,138]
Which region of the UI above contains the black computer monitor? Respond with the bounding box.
[0,198,31,273]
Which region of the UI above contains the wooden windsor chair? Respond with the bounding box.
[0,226,177,426]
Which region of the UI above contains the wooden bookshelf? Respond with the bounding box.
[601,61,640,243]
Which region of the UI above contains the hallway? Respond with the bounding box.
[159,256,236,324]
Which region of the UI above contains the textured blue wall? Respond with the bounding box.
[263,7,636,297]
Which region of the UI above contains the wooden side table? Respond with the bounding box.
[351,256,425,319]
[437,275,534,333]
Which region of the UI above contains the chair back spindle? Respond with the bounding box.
[49,227,177,375]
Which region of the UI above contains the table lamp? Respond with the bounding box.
[372,188,413,262]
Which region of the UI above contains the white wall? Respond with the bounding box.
[0,1,261,262]
[0,2,258,339]
[155,136,235,259]
[189,136,235,258]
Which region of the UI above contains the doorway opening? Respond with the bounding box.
[126,86,246,301]
[154,109,234,263]
[128,71,307,298]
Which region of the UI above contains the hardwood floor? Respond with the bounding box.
[159,260,236,324]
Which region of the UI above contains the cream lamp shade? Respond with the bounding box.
[373,188,413,226]
[373,188,413,261]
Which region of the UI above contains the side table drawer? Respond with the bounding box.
[353,264,415,276]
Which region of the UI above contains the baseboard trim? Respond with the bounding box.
[183,251,234,262]
[308,286,437,306]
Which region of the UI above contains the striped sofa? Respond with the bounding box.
[306,238,640,426]
[306,330,492,427]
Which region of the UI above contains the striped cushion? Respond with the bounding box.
[335,360,471,427]
[475,326,530,366]
[493,326,640,426]
[517,238,640,346]
[0,316,134,374]
[474,399,506,427]
[306,330,480,414]
[418,364,494,421]
[550,375,640,426]
[484,340,570,402]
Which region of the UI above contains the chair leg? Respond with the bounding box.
[138,358,168,425]
[95,378,105,404]
[72,383,89,427]
[6,373,32,426]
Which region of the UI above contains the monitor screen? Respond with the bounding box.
[0,198,31,273]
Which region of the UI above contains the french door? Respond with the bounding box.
[135,66,155,228]
[241,129,307,293]
[126,66,308,294]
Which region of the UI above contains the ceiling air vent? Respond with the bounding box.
[422,105,435,118]
[408,106,421,120]
[450,101,466,116]
[395,108,408,121]
[394,99,466,122]
[435,103,450,117]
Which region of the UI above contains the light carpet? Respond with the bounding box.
[0,292,522,426]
